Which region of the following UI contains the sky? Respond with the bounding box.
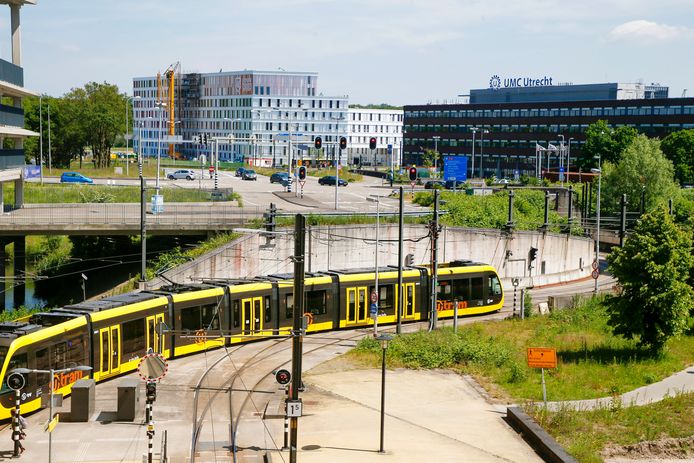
[3,0,693,105]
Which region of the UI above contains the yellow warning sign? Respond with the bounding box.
[45,413,59,433]
[527,348,557,369]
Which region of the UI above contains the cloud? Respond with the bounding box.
[608,20,694,42]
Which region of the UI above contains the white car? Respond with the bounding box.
[168,169,196,180]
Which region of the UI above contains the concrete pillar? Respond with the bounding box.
[13,237,25,309]
[13,178,23,209]
[10,4,21,66]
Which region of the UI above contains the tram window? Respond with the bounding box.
[265,296,272,322]
[36,348,49,370]
[437,281,452,299]
[67,336,86,365]
[378,285,395,314]
[305,290,327,315]
[52,342,67,370]
[471,277,484,305]
[489,275,502,296]
[286,294,294,319]
[201,305,220,330]
[348,290,355,321]
[122,318,146,356]
[233,300,240,328]
[452,278,471,301]
[181,304,220,331]
[1,352,26,393]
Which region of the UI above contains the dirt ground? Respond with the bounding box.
[603,435,694,462]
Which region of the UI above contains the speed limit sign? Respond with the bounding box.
[370,291,378,303]
[591,269,600,279]
[592,259,599,270]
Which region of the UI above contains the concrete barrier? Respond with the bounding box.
[506,406,578,463]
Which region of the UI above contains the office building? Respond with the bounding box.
[347,107,403,168]
[133,69,348,167]
[404,80,694,178]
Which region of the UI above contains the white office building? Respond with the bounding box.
[132,70,348,167]
[347,108,403,169]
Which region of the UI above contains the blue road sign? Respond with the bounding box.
[443,156,468,182]
[387,144,393,155]
[24,165,41,179]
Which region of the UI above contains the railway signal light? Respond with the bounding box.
[298,166,307,181]
[408,166,418,181]
[6,372,25,391]
[339,137,347,150]
[369,137,377,150]
[275,369,291,385]
[146,381,157,402]
[314,136,322,150]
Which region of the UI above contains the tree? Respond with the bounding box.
[577,120,637,169]
[421,148,440,169]
[65,82,127,168]
[606,207,693,352]
[661,129,694,185]
[600,135,679,213]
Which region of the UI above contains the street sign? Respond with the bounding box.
[592,259,599,270]
[591,269,600,279]
[527,348,557,369]
[137,352,168,382]
[45,413,59,433]
[387,144,393,155]
[443,155,468,182]
[286,399,303,417]
[161,135,184,143]
[370,291,378,303]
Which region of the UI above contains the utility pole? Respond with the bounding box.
[429,189,440,331]
[140,175,147,283]
[39,95,43,184]
[397,186,404,334]
[289,214,306,463]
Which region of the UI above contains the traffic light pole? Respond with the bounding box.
[335,146,341,210]
[12,389,20,457]
[290,214,306,463]
[429,190,440,331]
[146,382,156,463]
[396,187,404,334]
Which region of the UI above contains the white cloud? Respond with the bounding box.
[608,20,694,42]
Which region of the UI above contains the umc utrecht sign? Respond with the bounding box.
[489,74,553,90]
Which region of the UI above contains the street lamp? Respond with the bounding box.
[567,137,574,181]
[125,95,141,177]
[591,160,601,294]
[479,129,489,178]
[155,102,166,194]
[367,195,384,335]
[432,136,441,178]
[375,333,393,454]
[470,127,478,179]
[558,134,565,184]
[13,366,93,463]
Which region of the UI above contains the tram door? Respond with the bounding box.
[146,314,165,354]
[402,283,416,319]
[99,325,121,378]
[346,287,368,324]
[242,297,263,336]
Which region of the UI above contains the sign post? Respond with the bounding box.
[527,348,557,406]
[137,353,168,463]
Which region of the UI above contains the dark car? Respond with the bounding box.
[270,172,289,184]
[424,180,445,189]
[235,167,247,177]
[242,169,257,181]
[60,172,93,184]
[318,175,347,186]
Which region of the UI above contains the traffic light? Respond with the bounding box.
[339,137,347,150]
[275,369,291,385]
[6,372,25,391]
[369,137,377,150]
[298,166,306,181]
[193,135,200,144]
[264,203,277,234]
[529,247,538,262]
[408,166,418,181]
[314,136,322,150]
[146,381,157,402]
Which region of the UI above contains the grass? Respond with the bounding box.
[3,183,240,204]
[350,296,694,402]
[527,393,694,462]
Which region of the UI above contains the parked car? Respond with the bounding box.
[242,169,257,181]
[167,169,195,180]
[235,167,247,177]
[60,172,93,184]
[270,172,289,184]
[318,175,348,186]
[424,180,445,189]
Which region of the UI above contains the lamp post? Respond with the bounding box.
[567,137,574,181]
[432,136,440,178]
[558,134,565,185]
[375,333,393,453]
[155,102,166,194]
[470,127,478,179]
[591,159,601,294]
[367,195,383,335]
[39,95,43,183]
[125,96,141,177]
[13,366,93,463]
[479,129,489,178]
[48,104,52,173]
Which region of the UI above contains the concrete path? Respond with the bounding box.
[544,364,694,411]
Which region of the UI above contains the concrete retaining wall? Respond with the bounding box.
[145,225,593,290]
